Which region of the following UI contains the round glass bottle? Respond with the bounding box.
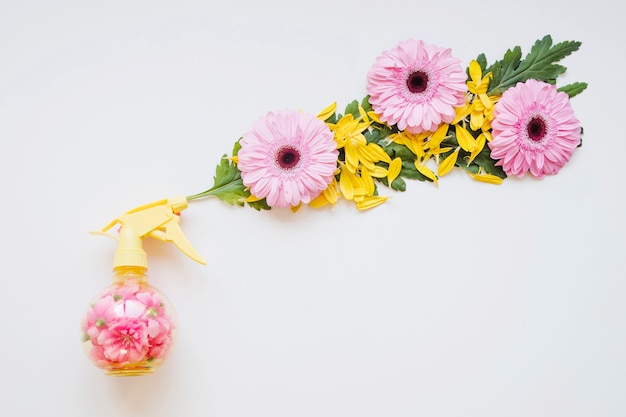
[81,266,177,376]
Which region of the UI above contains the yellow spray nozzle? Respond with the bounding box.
[92,196,206,270]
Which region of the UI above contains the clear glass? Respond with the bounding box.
[80,268,177,376]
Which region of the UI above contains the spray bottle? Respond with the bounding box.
[80,197,205,376]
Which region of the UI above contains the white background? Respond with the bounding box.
[1,1,624,416]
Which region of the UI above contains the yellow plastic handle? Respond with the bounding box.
[93,197,206,268]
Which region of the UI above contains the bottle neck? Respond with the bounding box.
[113,266,148,285]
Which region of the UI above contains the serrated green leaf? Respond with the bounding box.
[558,82,588,98]
[488,45,522,93]
[486,35,582,95]
[213,156,240,188]
[186,153,249,206]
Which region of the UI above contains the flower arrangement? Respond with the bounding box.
[187,35,586,211]
[81,280,176,375]
[81,35,588,377]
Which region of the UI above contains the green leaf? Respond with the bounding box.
[399,160,430,182]
[247,198,271,211]
[344,100,360,118]
[390,176,406,191]
[486,35,582,95]
[186,142,251,206]
[558,82,588,98]
[232,140,242,156]
[364,124,394,145]
[462,146,507,179]
[475,53,488,72]
[487,45,522,94]
[390,143,416,161]
[206,155,248,206]
[377,174,407,191]
[361,95,373,113]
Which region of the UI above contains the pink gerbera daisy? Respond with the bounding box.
[489,79,581,178]
[237,110,338,208]
[366,39,467,133]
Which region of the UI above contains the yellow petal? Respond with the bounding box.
[391,133,416,155]
[309,194,330,208]
[344,169,367,197]
[428,123,449,150]
[452,101,471,124]
[411,136,426,159]
[355,195,388,211]
[344,141,359,173]
[478,93,492,109]
[470,173,503,184]
[468,133,486,164]
[428,146,454,156]
[339,170,354,200]
[455,124,476,153]
[437,149,459,177]
[246,194,263,202]
[369,165,389,178]
[367,111,382,124]
[470,110,484,131]
[290,202,302,213]
[320,177,338,205]
[358,105,369,122]
[317,102,337,121]
[360,167,376,196]
[468,60,482,86]
[415,162,438,186]
[387,157,402,185]
[367,142,392,163]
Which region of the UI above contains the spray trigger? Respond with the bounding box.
[92,196,206,269]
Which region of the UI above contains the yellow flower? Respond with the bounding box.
[465,60,500,134]
[310,103,400,210]
[321,108,398,209]
[467,60,490,96]
[388,124,457,186]
[446,61,501,165]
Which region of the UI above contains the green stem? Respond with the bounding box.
[186,176,247,202]
[186,189,218,202]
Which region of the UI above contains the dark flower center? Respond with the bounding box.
[527,116,547,141]
[407,71,429,93]
[276,146,301,169]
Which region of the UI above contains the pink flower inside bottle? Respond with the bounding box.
[81,267,177,376]
[82,197,205,376]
